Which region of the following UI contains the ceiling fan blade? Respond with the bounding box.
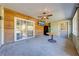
[38,16,42,18]
[48,14,53,16]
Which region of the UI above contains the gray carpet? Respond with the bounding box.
[0,36,70,56]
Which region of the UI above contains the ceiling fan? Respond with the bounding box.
[38,10,52,19]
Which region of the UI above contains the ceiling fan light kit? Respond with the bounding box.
[38,8,52,23]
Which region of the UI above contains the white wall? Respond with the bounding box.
[72,8,79,54]
[0,20,2,46]
[51,20,71,37]
[0,6,2,46]
[51,22,59,36]
[73,9,78,36]
[0,5,4,46]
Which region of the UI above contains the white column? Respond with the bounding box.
[0,6,4,46]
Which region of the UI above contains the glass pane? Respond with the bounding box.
[27,21,33,26]
[16,20,22,31]
[15,19,34,40]
[27,21,34,37]
[21,21,27,39]
[16,20,22,40]
[16,32,22,40]
[27,30,33,37]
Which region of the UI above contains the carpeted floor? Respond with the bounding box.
[0,36,78,56]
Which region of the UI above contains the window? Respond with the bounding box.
[14,17,35,41]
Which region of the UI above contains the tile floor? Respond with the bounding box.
[0,35,78,56]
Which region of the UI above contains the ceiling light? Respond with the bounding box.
[38,8,52,23]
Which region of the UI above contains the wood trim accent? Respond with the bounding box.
[4,8,44,43]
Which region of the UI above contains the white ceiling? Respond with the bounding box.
[0,3,76,21]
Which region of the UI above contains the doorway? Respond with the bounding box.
[58,22,68,38]
[44,26,49,35]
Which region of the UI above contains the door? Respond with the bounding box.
[15,20,27,41]
[14,17,35,41]
[59,22,68,38]
[27,21,35,38]
[44,26,49,35]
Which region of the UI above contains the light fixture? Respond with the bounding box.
[43,16,46,19]
[38,8,52,23]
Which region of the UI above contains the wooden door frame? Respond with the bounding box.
[44,26,49,35]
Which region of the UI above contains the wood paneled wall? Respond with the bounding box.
[4,8,44,43]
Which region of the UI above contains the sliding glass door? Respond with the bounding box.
[14,17,35,41]
[21,21,27,39]
[16,20,22,40]
[27,21,34,38]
